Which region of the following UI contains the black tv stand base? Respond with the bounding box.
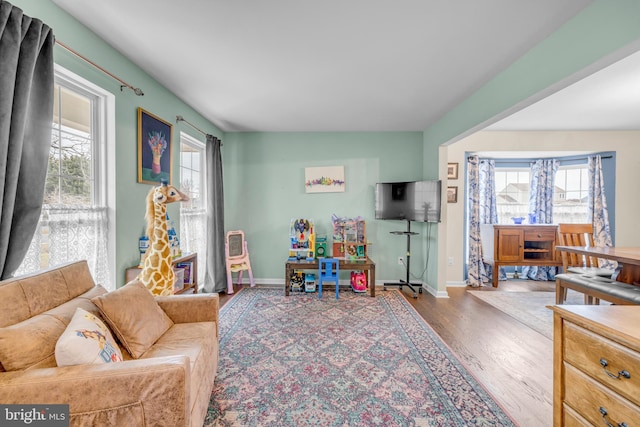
[383,280,422,298]
[385,220,423,298]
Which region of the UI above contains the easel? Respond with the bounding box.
[383,220,422,298]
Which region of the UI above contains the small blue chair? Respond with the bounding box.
[318,258,339,299]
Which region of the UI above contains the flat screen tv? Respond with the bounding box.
[375,180,442,222]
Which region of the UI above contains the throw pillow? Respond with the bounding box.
[91,281,174,358]
[55,307,123,366]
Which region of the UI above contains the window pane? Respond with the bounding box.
[565,169,581,192]
[182,169,193,191]
[57,86,91,133]
[553,164,588,224]
[495,168,530,224]
[181,151,192,169]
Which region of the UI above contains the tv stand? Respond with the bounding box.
[384,220,422,298]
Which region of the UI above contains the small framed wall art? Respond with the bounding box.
[447,186,458,203]
[138,108,173,185]
[304,166,345,193]
[447,162,459,180]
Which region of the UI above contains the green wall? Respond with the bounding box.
[223,132,436,285]
[13,0,222,287]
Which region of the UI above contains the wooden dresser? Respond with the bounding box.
[480,224,563,287]
[550,305,640,426]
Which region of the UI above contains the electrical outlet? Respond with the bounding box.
[397,256,404,265]
[448,257,454,266]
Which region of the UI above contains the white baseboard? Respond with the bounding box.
[422,283,450,298]
[446,281,467,288]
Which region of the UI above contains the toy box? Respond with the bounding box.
[304,273,316,293]
[290,270,305,292]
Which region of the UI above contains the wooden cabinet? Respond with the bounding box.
[125,252,198,294]
[550,305,640,426]
[496,227,523,262]
[489,225,562,287]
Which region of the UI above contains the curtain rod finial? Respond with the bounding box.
[176,115,184,122]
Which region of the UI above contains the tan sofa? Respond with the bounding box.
[0,260,219,426]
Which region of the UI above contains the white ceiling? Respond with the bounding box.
[52,0,638,133]
[487,47,640,131]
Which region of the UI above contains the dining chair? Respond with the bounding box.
[225,230,255,294]
[557,223,615,304]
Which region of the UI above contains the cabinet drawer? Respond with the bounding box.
[562,404,591,427]
[564,364,640,426]
[564,321,640,406]
[524,230,555,242]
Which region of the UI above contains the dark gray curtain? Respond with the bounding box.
[0,1,55,279]
[203,134,226,293]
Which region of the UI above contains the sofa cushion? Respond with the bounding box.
[0,315,66,371]
[0,261,96,328]
[92,281,174,358]
[141,322,218,416]
[55,307,123,366]
[0,286,108,371]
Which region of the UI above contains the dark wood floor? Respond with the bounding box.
[218,279,554,426]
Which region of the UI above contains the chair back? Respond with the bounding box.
[557,223,599,269]
[319,258,339,279]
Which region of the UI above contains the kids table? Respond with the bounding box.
[285,257,376,297]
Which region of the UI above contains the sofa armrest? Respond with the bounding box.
[0,356,190,426]
[156,293,219,325]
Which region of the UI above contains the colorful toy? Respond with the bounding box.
[290,270,305,292]
[304,273,316,293]
[315,235,327,258]
[137,179,189,296]
[350,271,367,293]
[332,214,367,260]
[288,218,315,260]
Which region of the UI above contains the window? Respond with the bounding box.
[494,163,588,225]
[554,165,589,224]
[16,66,115,289]
[179,132,206,285]
[494,168,530,224]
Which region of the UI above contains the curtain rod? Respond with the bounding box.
[483,155,613,164]
[176,116,220,144]
[55,40,144,96]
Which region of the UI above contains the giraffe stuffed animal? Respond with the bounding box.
[138,181,189,296]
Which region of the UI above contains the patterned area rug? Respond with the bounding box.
[205,288,516,426]
[467,290,603,339]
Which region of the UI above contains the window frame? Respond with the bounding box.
[179,131,206,209]
[49,65,116,286]
[179,132,207,286]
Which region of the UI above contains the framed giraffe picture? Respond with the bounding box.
[137,108,173,185]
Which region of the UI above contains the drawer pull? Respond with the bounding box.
[599,358,631,380]
[599,407,629,427]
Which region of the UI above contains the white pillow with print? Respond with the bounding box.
[55,307,123,366]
